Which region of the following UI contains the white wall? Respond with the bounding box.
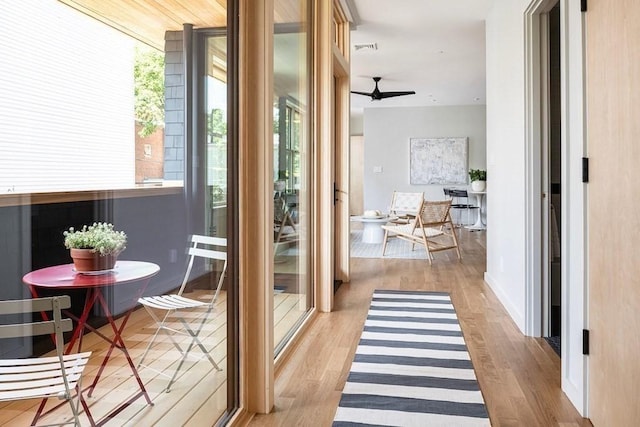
[486,0,587,415]
[362,105,486,212]
[485,0,530,331]
[350,113,364,135]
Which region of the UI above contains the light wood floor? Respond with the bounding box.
[249,229,593,427]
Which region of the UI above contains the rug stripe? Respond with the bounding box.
[370,301,454,310]
[368,305,456,314]
[367,311,458,320]
[367,314,459,323]
[334,407,490,427]
[332,422,387,427]
[349,362,479,381]
[356,345,471,361]
[373,290,450,297]
[333,291,490,426]
[342,382,485,404]
[363,325,463,337]
[361,331,466,345]
[337,394,488,418]
[365,319,461,331]
[354,354,473,369]
[358,338,467,351]
[346,371,481,391]
[371,297,454,304]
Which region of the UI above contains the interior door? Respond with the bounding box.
[586,0,640,424]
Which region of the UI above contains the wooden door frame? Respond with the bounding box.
[316,0,351,312]
[523,0,588,416]
[539,8,552,338]
[333,48,350,285]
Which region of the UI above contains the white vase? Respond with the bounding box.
[471,180,486,192]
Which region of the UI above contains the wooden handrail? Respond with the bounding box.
[0,186,183,208]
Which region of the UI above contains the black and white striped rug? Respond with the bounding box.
[333,290,491,426]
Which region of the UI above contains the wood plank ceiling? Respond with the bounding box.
[56,0,306,90]
[59,0,302,50]
[58,0,228,49]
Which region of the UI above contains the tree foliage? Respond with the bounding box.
[134,47,165,137]
[208,108,227,145]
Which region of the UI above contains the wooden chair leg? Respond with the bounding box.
[421,235,433,265]
[448,217,462,260]
[381,229,390,255]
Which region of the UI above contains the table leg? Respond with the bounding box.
[466,194,486,230]
[87,290,152,405]
[65,288,97,354]
[362,222,385,244]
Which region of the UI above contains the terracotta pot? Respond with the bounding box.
[70,248,117,272]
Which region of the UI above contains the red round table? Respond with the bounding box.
[23,261,160,426]
[23,260,160,290]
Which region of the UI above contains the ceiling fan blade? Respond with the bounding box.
[350,91,373,97]
[352,79,416,100]
[378,91,416,99]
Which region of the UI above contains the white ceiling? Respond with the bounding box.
[349,0,493,118]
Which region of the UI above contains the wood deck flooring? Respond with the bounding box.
[0,290,304,427]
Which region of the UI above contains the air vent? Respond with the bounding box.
[354,42,377,51]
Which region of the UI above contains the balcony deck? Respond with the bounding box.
[0,289,305,426]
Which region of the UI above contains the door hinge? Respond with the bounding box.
[583,329,590,355]
[582,157,589,183]
[581,0,587,12]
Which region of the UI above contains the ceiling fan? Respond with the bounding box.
[351,77,416,101]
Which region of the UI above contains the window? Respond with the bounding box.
[0,1,179,195]
[274,99,304,192]
[273,0,313,355]
[0,1,237,425]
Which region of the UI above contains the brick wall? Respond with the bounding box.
[135,123,164,183]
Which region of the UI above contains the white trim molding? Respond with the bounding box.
[523,0,588,416]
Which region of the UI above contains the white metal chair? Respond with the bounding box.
[137,235,227,392]
[0,295,91,426]
[274,196,298,246]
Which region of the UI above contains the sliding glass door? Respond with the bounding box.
[0,1,239,425]
[272,0,313,355]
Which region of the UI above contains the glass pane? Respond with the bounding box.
[0,1,234,425]
[203,33,229,419]
[273,0,312,355]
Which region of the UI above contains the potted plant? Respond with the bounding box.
[469,169,487,192]
[274,170,287,193]
[63,222,127,272]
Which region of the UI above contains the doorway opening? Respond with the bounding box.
[542,2,562,356]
